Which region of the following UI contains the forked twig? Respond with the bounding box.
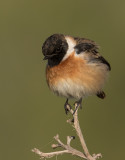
[32,103,102,160]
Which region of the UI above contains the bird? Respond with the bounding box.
[42,34,111,114]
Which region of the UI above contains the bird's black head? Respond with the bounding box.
[42,34,68,67]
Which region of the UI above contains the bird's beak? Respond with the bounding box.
[43,55,51,60]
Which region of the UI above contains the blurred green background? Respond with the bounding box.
[0,0,125,160]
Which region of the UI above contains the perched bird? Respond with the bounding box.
[42,34,111,114]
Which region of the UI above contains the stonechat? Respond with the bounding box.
[42,34,111,113]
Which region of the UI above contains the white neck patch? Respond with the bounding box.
[62,36,76,61]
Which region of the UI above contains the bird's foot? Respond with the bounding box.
[64,99,72,114]
[73,98,82,115]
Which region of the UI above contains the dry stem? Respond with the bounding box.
[32,103,102,160]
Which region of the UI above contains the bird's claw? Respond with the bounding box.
[73,98,82,114]
[64,99,72,114]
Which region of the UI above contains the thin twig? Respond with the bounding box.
[32,103,102,160]
[32,148,69,158]
[32,134,87,159]
[73,103,90,158]
[67,103,102,160]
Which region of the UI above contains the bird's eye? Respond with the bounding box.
[56,47,61,52]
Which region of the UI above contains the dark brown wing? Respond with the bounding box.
[74,37,110,99]
[74,37,98,46]
[74,37,111,71]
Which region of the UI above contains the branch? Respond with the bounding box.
[32,148,69,158]
[32,134,87,159]
[32,103,102,160]
[67,104,102,160]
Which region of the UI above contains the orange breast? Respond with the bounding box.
[46,52,108,97]
[46,52,83,86]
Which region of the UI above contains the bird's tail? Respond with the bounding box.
[96,91,106,99]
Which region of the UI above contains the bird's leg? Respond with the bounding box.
[64,99,72,114]
[73,98,82,115]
